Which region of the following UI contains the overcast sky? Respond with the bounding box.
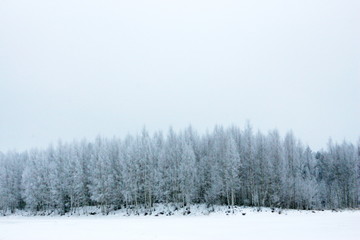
[1,0,359,152]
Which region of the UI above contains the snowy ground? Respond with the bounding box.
[0,207,359,240]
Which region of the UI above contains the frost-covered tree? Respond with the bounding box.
[0,152,25,213]
[240,122,255,205]
[88,137,115,214]
[223,136,240,206]
[253,131,271,207]
[267,129,284,207]
[120,135,138,207]
[22,149,51,211]
[298,146,318,209]
[66,142,91,210]
[179,140,196,205]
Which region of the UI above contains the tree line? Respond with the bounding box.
[0,124,359,214]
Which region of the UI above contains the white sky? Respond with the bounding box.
[1,0,359,152]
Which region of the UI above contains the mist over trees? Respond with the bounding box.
[0,125,359,214]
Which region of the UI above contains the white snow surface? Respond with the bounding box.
[0,205,359,240]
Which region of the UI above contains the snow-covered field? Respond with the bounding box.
[1,208,359,240]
